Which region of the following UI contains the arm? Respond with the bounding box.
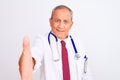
[18,36,35,80]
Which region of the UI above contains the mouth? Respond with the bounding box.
[56,29,64,32]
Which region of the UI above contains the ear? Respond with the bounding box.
[71,21,73,25]
[69,21,73,30]
[71,21,73,27]
[49,18,52,25]
[49,18,51,23]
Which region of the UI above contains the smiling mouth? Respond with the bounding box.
[56,29,64,32]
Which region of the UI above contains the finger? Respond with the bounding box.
[23,36,31,53]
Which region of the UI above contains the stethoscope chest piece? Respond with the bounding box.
[74,53,80,60]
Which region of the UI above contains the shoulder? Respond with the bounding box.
[35,32,49,40]
[32,33,49,46]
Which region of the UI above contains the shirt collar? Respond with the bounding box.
[57,35,70,45]
[50,31,71,44]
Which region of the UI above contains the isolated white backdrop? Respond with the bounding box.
[0,0,120,80]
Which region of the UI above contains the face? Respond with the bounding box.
[49,8,73,40]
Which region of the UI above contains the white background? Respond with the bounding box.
[0,0,120,80]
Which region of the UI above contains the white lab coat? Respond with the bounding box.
[31,32,93,80]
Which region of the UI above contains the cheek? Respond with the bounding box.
[50,21,56,29]
[67,25,72,31]
[50,24,55,31]
[51,23,57,29]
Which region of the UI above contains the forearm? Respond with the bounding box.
[19,54,35,80]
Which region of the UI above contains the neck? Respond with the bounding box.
[51,31,69,40]
[58,35,68,40]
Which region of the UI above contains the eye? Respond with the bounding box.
[63,20,69,24]
[54,19,61,23]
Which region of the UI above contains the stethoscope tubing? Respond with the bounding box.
[48,31,87,60]
[70,35,78,54]
[48,31,58,44]
[48,31,78,54]
[48,31,88,74]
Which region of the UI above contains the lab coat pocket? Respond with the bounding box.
[76,57,86,80]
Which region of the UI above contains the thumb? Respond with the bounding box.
[23,36,31,53]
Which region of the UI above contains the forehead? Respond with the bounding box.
[53,8,71,19]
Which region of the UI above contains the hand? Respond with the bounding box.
[19,36,35,80]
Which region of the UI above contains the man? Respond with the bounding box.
[19,5,92,80]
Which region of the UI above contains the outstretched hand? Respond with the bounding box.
[19,36,35,80]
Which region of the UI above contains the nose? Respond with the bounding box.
[58,21,65,29]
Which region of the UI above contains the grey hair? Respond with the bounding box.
[50,5,73,20]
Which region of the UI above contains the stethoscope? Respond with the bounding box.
[48,31,81,60]
[48,31,88,74]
